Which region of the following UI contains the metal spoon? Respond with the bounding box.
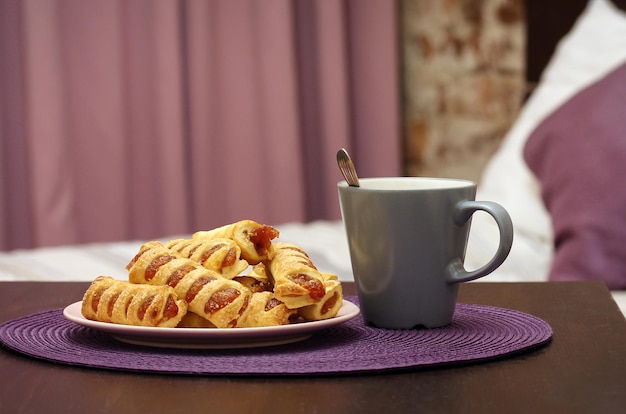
[336,148,360,187]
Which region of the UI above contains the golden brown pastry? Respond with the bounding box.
[193,220,279,264]
[177,311,216,328]
[267,242,326,309]
[298,273,343,321]
[165,237,248,279]
[233,263,273,293]
[237,291,296,327]
[126,241,251,328]
[81,276,187,328]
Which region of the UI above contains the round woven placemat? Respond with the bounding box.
[0,298,552,376]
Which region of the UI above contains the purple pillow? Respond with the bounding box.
[523,61,626,289]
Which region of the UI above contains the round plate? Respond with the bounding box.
[63,300,360,349]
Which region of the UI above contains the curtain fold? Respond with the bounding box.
[0,0,401,251]
[0,0,33,248]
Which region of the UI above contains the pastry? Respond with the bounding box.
[233,263,273,293]
[298,273,343,321]
[177,311,216,328]
[165,237,248,279]
[193,219,279,264]
[81,276,187,327]
[267,242,326,309]
[82,219,344,329]
[126,241,251,328]
[237,291,296,327]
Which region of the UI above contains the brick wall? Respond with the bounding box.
[401,0,526,182]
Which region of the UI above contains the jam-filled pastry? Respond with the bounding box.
[233,263,273,293]
[298,273,343,321]
[267,242,326,309]
[177,311,216,328]
[192,220,279,264]
[237,291,296,327]
[165,237,248,279]
[81,276,187,328]
[126,241,251,328]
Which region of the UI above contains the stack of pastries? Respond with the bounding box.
[81,220,343,328]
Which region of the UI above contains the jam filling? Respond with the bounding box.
[145,255,177,281]
[163,295,179,319]
[221,248,237,268]
[138,295,155,320]
[107,292,121,318]
[250,225,279,255]
[205,288,240,314]
[288,274,325,300]
[321,292,339,315]
[185,276,217,303]
[166,264,196,288]
[199,244,223,264]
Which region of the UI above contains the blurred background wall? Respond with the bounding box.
[401,0,526,181]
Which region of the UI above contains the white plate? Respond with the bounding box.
[63,300,360,349]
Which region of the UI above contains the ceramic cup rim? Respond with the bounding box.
[338,177,475,191]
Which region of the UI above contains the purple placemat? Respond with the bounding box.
[0,298,552,376]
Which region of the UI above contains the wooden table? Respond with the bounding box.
[1,281,625,413]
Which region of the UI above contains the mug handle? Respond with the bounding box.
[445,200,513,284]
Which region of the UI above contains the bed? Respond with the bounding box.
[1,0,625,315]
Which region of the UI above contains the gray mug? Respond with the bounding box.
[338,177,513,329]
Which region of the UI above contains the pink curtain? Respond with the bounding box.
[0,0,401,251]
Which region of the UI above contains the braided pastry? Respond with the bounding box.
[237,292,296,327]
[233,263,273,293]
[193,219,279,264]
[126,241,251,328]
[298,273,343,321]
[177,311,216,328]
[267,242,326,309]
[81,276,187,327]
[165,237,248,279]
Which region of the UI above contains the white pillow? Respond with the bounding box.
[466,0,626,281]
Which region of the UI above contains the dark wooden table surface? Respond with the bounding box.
[1,281,625,413]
